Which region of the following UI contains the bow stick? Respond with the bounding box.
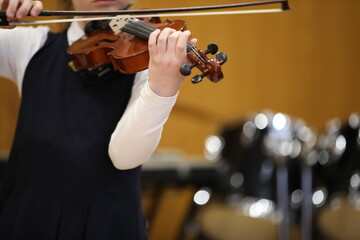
[0,0,290,27]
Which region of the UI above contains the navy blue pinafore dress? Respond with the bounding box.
[0,30,147,240]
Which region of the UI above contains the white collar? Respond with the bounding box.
[67,21,85,45]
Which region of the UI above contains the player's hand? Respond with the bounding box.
[1,0,43,20]
[148,28,197,97]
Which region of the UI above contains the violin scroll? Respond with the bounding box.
[180,43,227,84]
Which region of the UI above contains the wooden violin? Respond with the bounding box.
[67,16,227,83]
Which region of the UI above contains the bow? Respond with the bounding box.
[0,0,290,27]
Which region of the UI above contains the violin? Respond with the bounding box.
[67,17,227,83]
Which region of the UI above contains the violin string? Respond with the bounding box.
[131,20,157,39]
[188,46,204,62]
[121,20,155,40]
[121,22,151,40]
[188,45,206,63]
[133,20,157,35]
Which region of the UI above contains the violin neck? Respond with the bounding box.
[120,19,195,53]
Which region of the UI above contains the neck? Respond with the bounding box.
[75,16,94,30]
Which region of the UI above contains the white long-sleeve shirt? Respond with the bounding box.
[0,22,178,170]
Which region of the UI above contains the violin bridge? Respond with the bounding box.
[109,15,134,35]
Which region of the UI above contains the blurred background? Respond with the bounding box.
[0,0,359,239]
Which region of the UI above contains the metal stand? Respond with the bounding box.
[277,161,290,240]
[301,165,312,240]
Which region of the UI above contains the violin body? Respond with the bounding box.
[68,18,186,74]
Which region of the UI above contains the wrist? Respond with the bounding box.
[148,78,183,97]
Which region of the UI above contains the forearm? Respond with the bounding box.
[108,79,178,170]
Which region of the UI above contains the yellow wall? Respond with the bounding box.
[1,0,359,156]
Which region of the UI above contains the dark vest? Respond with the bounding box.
[0,30,146,240]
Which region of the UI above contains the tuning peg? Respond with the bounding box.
[204,43,218,55]
[191,74,207,84]
[216,52,228,64]
[180,63,197,76]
